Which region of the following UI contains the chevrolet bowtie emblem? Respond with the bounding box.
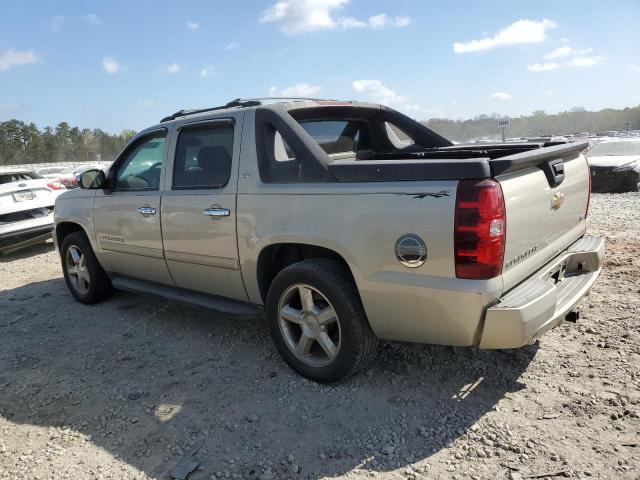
[551,192,565,210]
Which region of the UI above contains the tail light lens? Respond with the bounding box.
[47,181,66,190]
[454,179,506,279]
[585,164,591,219]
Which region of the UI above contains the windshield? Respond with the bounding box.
[587,142,640,156]
[0,171,43,184]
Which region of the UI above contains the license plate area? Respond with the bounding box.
[13,190,36,202]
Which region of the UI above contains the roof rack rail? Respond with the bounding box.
[160,97,327,123]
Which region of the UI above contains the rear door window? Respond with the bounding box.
[172,123,234,189]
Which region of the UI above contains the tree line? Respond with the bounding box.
[1,104,639,166]
[423,105,640,142]
[0,120,135,166]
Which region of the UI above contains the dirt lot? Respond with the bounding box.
[0,193,638,480]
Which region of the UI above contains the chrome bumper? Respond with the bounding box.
[480,235,605,349]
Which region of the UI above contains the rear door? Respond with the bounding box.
[160,115,248,301]
[93,129,174,284]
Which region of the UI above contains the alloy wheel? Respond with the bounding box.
[277,284,341,367]
[66,245,90,295]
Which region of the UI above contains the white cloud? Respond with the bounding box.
[224,42,240,51]
[199,65,216,78]
[530,42,604,72]
[351,79,423,116]
[84,14,103,25]
[259,0,410,34]
[352,79,406,105]
[0,49,40,72]
[186,21,200,31]
[528,54,605,72]
[543,46,592,59]
[492,91,513,100]
[102,56,122,74]
[336,17,366,29]
[367,13,410,29]
[50,14,64,31]
[453,19,557,53]
[527,62,559,71]
[269,83,322,97]
[567,55,605,67]
[165,62,182,74]
[543,46,571,59]
[631,65,640,73]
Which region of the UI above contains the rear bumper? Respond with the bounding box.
[479,235,605,349]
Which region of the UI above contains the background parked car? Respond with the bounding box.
[0,169,66,254]
[36,166,73,179]
[585,139,640,192]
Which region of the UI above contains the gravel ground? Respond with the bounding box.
[0,193,638,480]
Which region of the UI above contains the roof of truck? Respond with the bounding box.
[158,98,382,124]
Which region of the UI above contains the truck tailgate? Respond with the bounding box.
[495,143,591,291]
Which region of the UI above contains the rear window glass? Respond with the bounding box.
[587,142,640,156]
[0,172,43,184]
[299,120,364,155]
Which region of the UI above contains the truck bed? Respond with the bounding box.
[327,141,589,182]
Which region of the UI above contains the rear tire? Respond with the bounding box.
[266,258,378,383]
[61,231,112,304]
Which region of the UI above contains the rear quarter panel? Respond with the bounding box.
[236,110,502,345]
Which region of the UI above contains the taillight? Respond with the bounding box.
[585,164,591,219]
[454,179,506,279]
[47,181,66,190]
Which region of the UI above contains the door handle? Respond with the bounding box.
[137,206,156,216]
[203,207,230,218]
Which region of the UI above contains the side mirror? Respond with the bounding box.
[78,169,106,189]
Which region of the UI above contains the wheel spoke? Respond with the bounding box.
[298,286,315,312]
[295,334,314,356]
[69,247,81,264]
[78,267,90,284]
[316,332,338,360]
[78,254,86,268]
[281,305,302,324]
[315,306,337,326]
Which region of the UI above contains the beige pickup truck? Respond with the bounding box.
[54,98,604,382]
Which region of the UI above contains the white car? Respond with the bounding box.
[36,165,74,179]
[0,169,67,254]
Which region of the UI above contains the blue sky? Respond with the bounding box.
[1,0,639,133]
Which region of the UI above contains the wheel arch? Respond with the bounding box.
[256,243,358,304]
[55,221,91,250]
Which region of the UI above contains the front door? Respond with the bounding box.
[93,129,174,285]
[160,117,248,301]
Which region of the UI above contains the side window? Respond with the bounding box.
[274,131,296,162]
[115,132,166,190]
[172,123,234,189]
[385,122,415,149]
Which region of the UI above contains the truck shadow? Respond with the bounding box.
[0,279,538,479]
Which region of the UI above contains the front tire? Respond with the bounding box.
[61,231,112,304]
[266,258,378,383]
